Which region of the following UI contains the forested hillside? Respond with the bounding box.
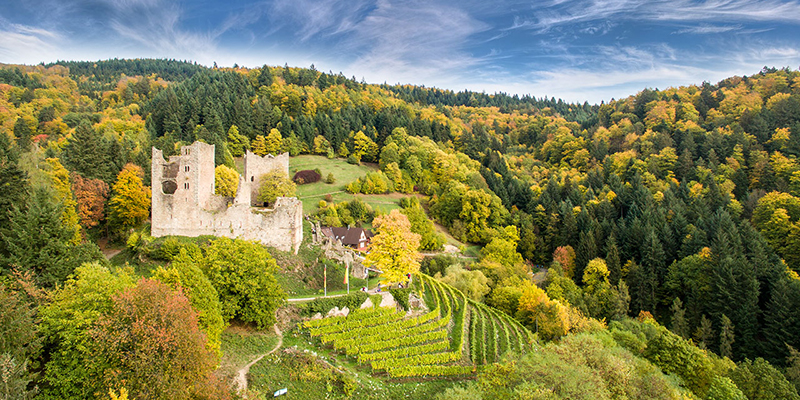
[2,59,800,399]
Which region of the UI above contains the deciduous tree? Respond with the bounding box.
[364,209,421,285]
[201,238,285,328]
[71,172,109,229]
[256,170,296,206]
[91,278,217,400]
[108,164,151,233]
[214,165,239,197]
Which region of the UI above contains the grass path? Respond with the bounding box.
[235,324,283,396]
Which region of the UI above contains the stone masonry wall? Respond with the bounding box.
[151,142,302,253]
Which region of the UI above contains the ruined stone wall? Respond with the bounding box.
[151,142,303,253]
[243,151,290,206]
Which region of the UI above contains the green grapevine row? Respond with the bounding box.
[319,307,441,344]
[346,328,449,356]
[370,350,462,371]
[308,309,403,336]
[385,365,474,378]
[301,306,393,329]
[331,315,450,349]
[486,312,498,363]
[357,340,450,363]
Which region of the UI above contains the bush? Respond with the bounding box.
[293,170,321,184]
[389,288,412,310]
[257,171,296,206]
[326,173,335,184]
[303,291,369,316]
[347,154,360,165]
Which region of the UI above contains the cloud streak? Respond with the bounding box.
[511,0,800,32]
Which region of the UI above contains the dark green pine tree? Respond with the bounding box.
[575,230,597,283]
[63,121,111,182]
[670,297,690,339]
[694,314,714,350]
[720,314,735,359]
[0,133,28,259]
[13,117,31,151]
[606,236,622,285]
[641,228,667,284]
[627,260,657,314]
[1,187,103,287]
[559,200,578,246]
[762,278,800,365]
[731,258,760,360]
[711,255,760,360]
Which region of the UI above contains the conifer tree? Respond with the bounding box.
[13,117,31,151]
[720,314,735,359]
[695,314,714,350]
[63,121,111,183]
[0,133,27,257]
[670,297,689,339]
[575,230,597,283]
[1,187,102,287]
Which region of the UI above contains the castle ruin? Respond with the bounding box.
[151,141,303,253]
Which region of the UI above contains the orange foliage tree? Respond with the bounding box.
[91,278,217,399]
[71,172,109,229]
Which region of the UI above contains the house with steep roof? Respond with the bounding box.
[319,227,374,251]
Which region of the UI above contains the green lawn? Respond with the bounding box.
[290,155,376,194]
[289,155,378,214]
[217,326,280,382]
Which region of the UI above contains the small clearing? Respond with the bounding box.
[235,324,283,396]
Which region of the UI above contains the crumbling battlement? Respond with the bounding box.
[151,141,303,253]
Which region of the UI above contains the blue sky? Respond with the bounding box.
[2,0,800,103]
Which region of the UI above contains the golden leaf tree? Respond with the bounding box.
[214,165,239,197]
[265,128,283,155]
[108,164,151,233]
[364,209,421,285]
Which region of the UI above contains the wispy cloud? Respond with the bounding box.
[0,22,64,63]
[673,24,743,34]
[354,1,490,84]
[269,0,374,42]
[511,0,800,32]
[98,0,217,58]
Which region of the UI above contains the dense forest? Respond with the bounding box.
[2,59,800,399]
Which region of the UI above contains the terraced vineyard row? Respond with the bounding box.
[299,273,535,378]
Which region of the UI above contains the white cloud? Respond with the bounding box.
[0,23,64,64]
[512,0,800,32]
[673,24,743,34]
[337,0,492,86]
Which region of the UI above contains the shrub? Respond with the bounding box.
[293,170,321,184]
[389,288,412,310]
[257,171,296,206]
[326,173,335,184]
[303,291,369,316]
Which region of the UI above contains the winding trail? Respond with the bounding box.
[234,324,283,396]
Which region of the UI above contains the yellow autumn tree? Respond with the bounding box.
[43,158,82,244]
[364,209,421,285]
[251,135,268,156]
[265,128,283,155]
[214,165,239,197]
[108,164,151,233]
[517,280,571,340]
